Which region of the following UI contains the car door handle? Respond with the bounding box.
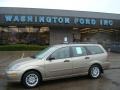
[85,57,90,59]
[64,60,70,62]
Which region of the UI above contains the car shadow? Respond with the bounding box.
[6,75,91,90]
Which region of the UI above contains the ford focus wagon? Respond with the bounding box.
[6,44,110,88]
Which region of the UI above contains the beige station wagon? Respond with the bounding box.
[6,44,110,88]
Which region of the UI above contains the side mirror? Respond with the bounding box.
[49,57,55,61]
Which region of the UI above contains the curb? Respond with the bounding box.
[109,67,120,70]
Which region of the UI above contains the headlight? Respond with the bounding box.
[9,63,22,71]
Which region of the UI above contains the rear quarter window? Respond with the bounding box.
[85,46,104,55]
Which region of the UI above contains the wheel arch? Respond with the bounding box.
[21,69,43,82]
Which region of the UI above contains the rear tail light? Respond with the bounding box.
[106,52,109,61]
[107,48,111,58]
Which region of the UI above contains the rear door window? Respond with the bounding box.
[71,46,87,57]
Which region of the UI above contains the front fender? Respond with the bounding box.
[20,65,45,79]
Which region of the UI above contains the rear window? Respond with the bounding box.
[85,46,104,55]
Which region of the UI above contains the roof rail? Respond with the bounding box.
[53,42,98,45]
[66,42,98,44]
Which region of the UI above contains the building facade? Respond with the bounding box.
[0,7,120,46]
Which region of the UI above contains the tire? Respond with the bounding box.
[88,65,101,79]
[21,71,41,88]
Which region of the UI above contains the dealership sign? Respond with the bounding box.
[0,15,114,26]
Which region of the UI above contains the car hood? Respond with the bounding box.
[8,57,39,69]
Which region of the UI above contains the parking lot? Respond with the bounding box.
[0,51,120,90]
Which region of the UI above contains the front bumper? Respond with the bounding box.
[5,70,22,82]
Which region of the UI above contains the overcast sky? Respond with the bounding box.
[0,0,120,14]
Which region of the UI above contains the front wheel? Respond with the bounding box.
[88,65,101,79]
[21,71,41,88]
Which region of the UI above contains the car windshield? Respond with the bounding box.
[31,46,54,59]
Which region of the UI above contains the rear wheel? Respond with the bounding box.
[21,71,41,88]
[89,65,101,79]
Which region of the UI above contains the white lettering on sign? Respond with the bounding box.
[4,15,113,26]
